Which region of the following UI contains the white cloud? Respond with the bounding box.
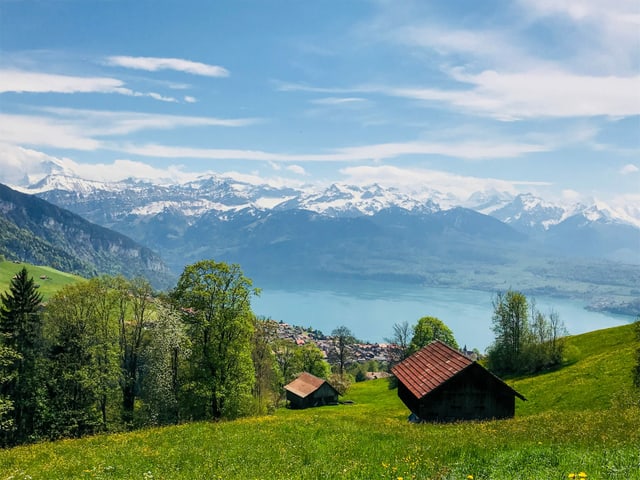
[184,96,197,103]
[0,69,183,102]
[0,114,103,150]
[0,144,202,185]
[119,138,548,162]
[286,165,307,175]
[311,97,367,105]
[620,164,639,175]
[385,70,640,120]
[0,109,257,151]
[0,69,127,94]
[105,56,229,77]
[338,165,547,204]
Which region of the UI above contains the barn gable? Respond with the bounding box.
[392,341,525,422]
[284,372,339,409]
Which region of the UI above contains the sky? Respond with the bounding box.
[0,0,639,209]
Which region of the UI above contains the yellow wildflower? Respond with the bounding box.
[578,473,587,478]
[467,476,474,480]
[568,474,576,479]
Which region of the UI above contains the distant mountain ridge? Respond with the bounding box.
[0,183,173,288]
[7,171,640,314]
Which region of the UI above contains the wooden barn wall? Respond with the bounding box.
[417,364,516,421]
[311,383,338,406]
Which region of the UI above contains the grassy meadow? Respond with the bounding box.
[1,323,639,479]
[0,260,84,300]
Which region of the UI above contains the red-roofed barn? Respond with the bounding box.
[391,340,525,422]
[284,372,339,409]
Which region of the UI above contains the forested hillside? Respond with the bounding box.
[1,323,638,479]
[0,183,173,288]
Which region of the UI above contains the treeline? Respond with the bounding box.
[486,290,567,375]
[0,260,335,447]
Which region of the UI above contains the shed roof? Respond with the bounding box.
[392,340,525,401]
[392,340,472,399]
[284,372,333,399]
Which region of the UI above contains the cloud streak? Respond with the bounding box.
[105,56,229,77]
[0,69,182,102]
[119,139,548,162]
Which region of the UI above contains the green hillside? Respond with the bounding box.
[0,325,638,479]
[0,260,85,300]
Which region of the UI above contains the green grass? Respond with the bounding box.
[0,260,84,300]
[1,326,639,479]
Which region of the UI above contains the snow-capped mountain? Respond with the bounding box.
[7,171,639,275]
[13,170,640,231]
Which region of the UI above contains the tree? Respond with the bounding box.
[140,301,190,425]
[45,279,119,438]
[0,267,45,444]
[487,290,530,375]
[0,345,20,438]
[386,321,413,364]
[112,276,154,425]
[251,317,282,413]
[294,343,331,379]
[274,339,300,388]
[329,326,356,375]
[172,260,257,420]
[409,316,458,353]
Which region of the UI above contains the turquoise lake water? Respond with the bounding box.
[252,284,631,351]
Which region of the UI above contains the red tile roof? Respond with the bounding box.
[391,340,473,399]
[284,372,328,399]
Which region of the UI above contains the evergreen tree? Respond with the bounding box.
[0,267,45,445]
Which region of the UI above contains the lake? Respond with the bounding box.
[252,283,632,351]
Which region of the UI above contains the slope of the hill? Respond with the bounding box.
[0,183,173,289]
[0,260,85,300]
[1,324,638,479]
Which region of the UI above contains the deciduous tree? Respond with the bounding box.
[409,316,458,353]
[172,260,257,420]
[330,325,356,375]
[486,290,530,375]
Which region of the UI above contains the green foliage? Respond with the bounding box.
[250,317,282,414]
[171,260,258,420]
[0,267,46,446]
[294,343,331,379]
[139,303,190,425]
[487,290,566,376]
[44,278,120,438]
[2,345,638,480]
[327,372,352,396]
[409,316,458,353]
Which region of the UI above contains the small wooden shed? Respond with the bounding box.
[284,372,339,409]
[391,340,525,422]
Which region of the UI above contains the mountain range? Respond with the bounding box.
[3,167,639,314]
[0,183,172,288]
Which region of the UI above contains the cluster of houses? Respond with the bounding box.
[284,339,526,422]
[275,321,393,364]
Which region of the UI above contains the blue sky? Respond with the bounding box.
[0,0,638,210]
